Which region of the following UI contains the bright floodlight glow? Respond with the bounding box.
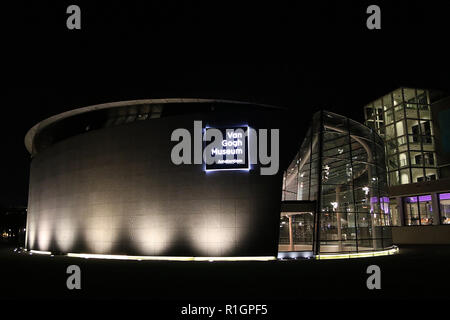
[84,203,119,254]
[189,209,242,256]
[37,218,52,251]
[55,211,77,252]
[66,253,276,261]
[28,225,36,249]
[133,212,174,255]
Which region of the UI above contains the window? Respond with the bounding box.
[424,152,434,166]
[385,109,394,124]
[414,154,423,165]
[410,151,423,166]
[404,195,433,225]
[411,124,420,142]
[416,89,428,105]
[387,155,399,170]
[389,198,401,226]
[421,121,431,134]
[404,197,420,225]
[418,104,431,122]
[382,94,393,110]
[399,153,408,167]
[400,169,410,184]
[377,108,384,121]
[411,168,425,183]
[425,168,438,180]
[439,193,450,225]
[392,89,403,106]
[389,171,400,186]
[396,121,405,136]
[418,195,433,225]
[403,88,416,102]
[385,124,396,140]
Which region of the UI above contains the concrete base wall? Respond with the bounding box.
[392,226,450,245]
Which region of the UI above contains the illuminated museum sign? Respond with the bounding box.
[171,121,279,175]
[204,126,249,171]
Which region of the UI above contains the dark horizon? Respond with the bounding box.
[2,1,450,206]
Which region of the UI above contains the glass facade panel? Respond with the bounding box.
[385,124,396,140]
[440,193,450,225]
[404,196,420,226]
[403,88,416,103]
[382,94,393,110]
[409,150,423,166]
[418,195,433,225]
[396,120,405,136]
[278,213,314,252]
[416,89,428,104]
[400,168,410,184]
[399,152,409,168]
[385,108,394,125]
[389,198,401,226]
[405,106,418,118]
[281,110,392,254]
[425,168,437,181]
[411,167,425,183]
[423,152,435,166]
[422,136,435,151]
[404,195,434,225]
[392,88,403,106]
[419,106,431,119]
[389,170,400,186]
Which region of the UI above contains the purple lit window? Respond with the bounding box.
[369,196,390,204]
[418,195,432,202]
[405,195,432,203]
[405,196,418,203]
[439,193,450,201]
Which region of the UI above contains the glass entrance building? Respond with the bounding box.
[281,111,393,256]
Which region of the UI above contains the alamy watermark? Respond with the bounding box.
[66,265,81,290]
[366,265,381,290]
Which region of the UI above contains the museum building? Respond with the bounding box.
[24,99,396,260]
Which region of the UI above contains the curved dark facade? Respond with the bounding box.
[25,99,285,257]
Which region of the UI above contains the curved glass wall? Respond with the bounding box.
[282,110,393,254]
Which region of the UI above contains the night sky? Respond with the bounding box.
[2,1,449,206]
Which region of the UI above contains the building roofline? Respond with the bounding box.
[362,86,436,108]
[24,98,284,154]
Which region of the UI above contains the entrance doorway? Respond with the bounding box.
[278,201,316,256]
